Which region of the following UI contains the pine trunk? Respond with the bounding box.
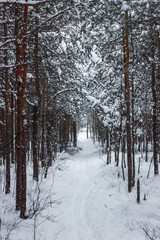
[124,8,132,192]
[151,41,158,175]
[15,5,28,218]
[3,6,10,194]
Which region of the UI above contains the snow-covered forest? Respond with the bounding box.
[0,0,160,239]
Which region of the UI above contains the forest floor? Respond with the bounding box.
[1,130,160,240]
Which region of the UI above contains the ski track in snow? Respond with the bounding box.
[55,131,100,240]
[53,130,160,240]
[72,145,99,240]
[2,130,160,240]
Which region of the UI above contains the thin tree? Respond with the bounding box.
[123,2,133,192]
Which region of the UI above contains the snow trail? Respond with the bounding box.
[53,130,160,240]
[2,130,160,240]
[54,130,100,240]
[73,134,99,240]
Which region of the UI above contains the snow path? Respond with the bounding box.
[51,130,160,240]
[73,138,99,240]
[2,130,160,240]
[54,131,100,240]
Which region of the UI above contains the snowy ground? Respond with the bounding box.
[1,129,160,240]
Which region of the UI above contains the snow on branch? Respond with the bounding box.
[121,1,131,12]
[0,2,82,49]
[0,0,59,6]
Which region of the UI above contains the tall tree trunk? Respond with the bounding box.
[151,40,158,175]
[130,20,135,187]
[122,136,126,168]
[65,117,69,151]
[1,109,6,164]
[32,105,39,181]
[15,5,28,218]
[41,77,46,167]
[87,122,89,139]
[15,5,21,212]
[106,132,110,165]
[3,6,10,194]
[11,88,15,164]
[59,120,63,152]
[33,6,41,178]
[73,120,77,147]
[131,74,135,186]
[124,7,132,192]
[20,4,28,219]
[144,94,148,162]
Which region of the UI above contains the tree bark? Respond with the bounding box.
[73,120,77,147]
[124,7,133,192]
[41,77,46,167]
[15,5,28,218]
[33,6,41,178]
[33,105,39,181]
[151,40,158,175]
[3,5,10,194]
